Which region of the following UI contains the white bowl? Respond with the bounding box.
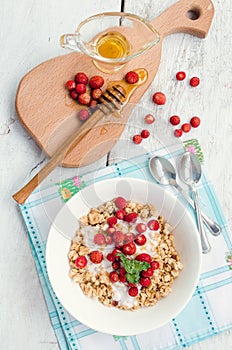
[46,178,201,335]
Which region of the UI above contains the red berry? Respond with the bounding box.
[125,71,139,84]
[122,242,136,255]
[113,231,125,245]
[107,216,117,227]
[107,253,115,262]
[127,283,137,287]
[89,99,98,108]
[93,233,106,245]
[170,115,180,126]
[115,209,126,220]
[75,255,87,268]
[190,76,200,87]
[89,250,103,264]
[148,219,160,231]
[123,212,138,223]
[150,261,160,270]
[140,277,151,287]
[89,75,104,89]
[181,123,191,133]
[141,267,154,277]
[112,300,118,306]
[78,109,89,121]
[128,286,138,297]
[119,274,127,283]
[65,80,76,91]
[112,248,122,259]
[135,223,147,234]
[92,88,102,100]
[190,116,201,128]
[152,92,166,105]
[75,72,88,85]
[133,134,142,144]
[141,129,150,139]
[174,129,183,138]
[78,93,91,105]
[105,235,113,245]
[109,271,119,283]
[134,234,147,246]
[107,226,116,235]
[123,232,135,243]
[70,90,78,100]
[135,253,152,263]
[144,114,155,124]
[176,71,186,81]
[119,267,126,276]
[112,260,121,270]
[115,197,127,209]
[75,83,86,94]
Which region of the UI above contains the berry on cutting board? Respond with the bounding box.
[65,80,76,91]
[78,109,89,121]
[125,71,139,84]
[89,75,104,89]
[75,72,88,85]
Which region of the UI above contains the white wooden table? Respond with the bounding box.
[1,0,232,349]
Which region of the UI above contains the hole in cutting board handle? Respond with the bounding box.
[186,8,201,20]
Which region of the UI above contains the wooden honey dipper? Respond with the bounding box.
[13,68,148,205]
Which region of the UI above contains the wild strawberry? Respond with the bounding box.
[141,267,154,277]
[122,242,136,255]
[141,129,150,138]
[135,223,147,234]
[190,116,201,128]
[125,71,139,84]
[115,209,126,220]
[190,76,200,87]
[152,92,166,105]
[133,134,142,144]
[107,216,117,227]
[128,286,138,297]
[123,212,138,223]
[78,93,91,105]
[65,80,76,91]
[144,114,155,124]
[174,129,183,138]
[89,99,98,108]
[150,261,160,270]
[123,232,135,243]
[112,300,118,306]
[109,271,119,283]
[70,90,78,100]
[75,255,87,268]
[113,231,124,245]
[89,250,103,264]
[148,219,160,231]
[119,267,126,276]
[127,283,137,287]
[93,233,106,245]
[75,83,86,94]
[78,109,89,121]
[107,226,116,235]
[106,253,115,262]
[112,260,121,270]
[115,197,127,209]
[134,234,147,246]
[135,253,152,263]
[176,71,186,81]
[119,274,127,283]
[170,115,180,126]
[181,123,191,133]
[92,88,102,100]
[112,248,122,259]
[75,72,88,85]
[89,75,104,89]
[139,277,151,287]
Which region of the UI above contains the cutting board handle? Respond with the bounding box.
[151,0,214,39]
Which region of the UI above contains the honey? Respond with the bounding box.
[95,31,130,59]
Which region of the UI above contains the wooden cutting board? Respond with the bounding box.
[15,0,214,167]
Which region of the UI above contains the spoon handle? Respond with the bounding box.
[191,184,211,254]
[175,184,221,236]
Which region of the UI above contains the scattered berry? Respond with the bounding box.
[89,75,104,89]
[107,226,116,235]
[152,92,166,105]
[135,253,152,263]
[109,271,119,283]
[78,92,91,105]
[135,223,147,234]
[113,231,125,245]
[140,277,151,287]
[115,197,127,209]
[141,267,154,277]
[89,99,98,108]
[78,109,89,121]
[190,116,201,128]
[150,261,160,270]
[122,242,136,255]
[181,123,191,133]
[112,260,121,270]
[176,71,186,81]
[75,72,88,85]
[125,71,139,84]
[107,216,117,227]
[70,90,78,100]
[123,232,135,243]
[112,300,119,306]
[141,129,150,139]
[123,212,138,223]
[133,134,142,144]
[89,250,103,264]
[93,233,106,245]
[92,88,102,100]
[107,253,115,262]
[75,83,86,94]
[65,80,76,91]
[148,219,160,231]
[128,286,138,297]
[115,209,126,220]
[75,255,87,268]
[190,76,200,87]
[144,114,155,124]
[170,115,180,126]
[174,129,183,138]
[134,234,147,246]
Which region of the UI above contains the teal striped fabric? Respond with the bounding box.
[19,140,232,350]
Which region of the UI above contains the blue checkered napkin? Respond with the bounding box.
[19,140,232,350]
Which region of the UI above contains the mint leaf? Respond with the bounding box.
[117,253,150,284]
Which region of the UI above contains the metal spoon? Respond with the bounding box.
[178,152,211,253]
[149,156,221,237]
